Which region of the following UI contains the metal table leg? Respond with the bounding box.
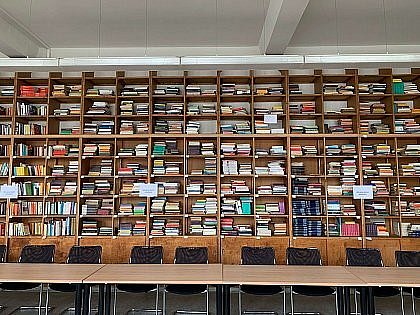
[360,287,368,315]
[216,284,223,315]
[223,284,230,315]
[98,284,105,315]
[82,285,90,315]
[75,284,83,315]
[337,287,345,315]
[344,287,351,315]
[105,284,111,315]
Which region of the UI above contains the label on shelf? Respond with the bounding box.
[353,185,373,200]
[139,183,158,197]
[0,185,18,199]
[264,114,278,124]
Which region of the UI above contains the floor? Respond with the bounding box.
[0,287,414,315]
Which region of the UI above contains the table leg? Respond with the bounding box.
[82,285,90,315]
[105,284,111,315]
[223,284,230,315]
[367,287,375,315]
[360,287,368,315]
[98,284,104,315]
[216,284,222,315]
[75,284,83,315]
[337,287,344,315]
[344,287,351,315]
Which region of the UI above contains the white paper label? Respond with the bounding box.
[353,185,373,200]
[0,185,19,199]
[264,114,277,124]
[139,183,158,197]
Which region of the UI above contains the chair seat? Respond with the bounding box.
[403,287,420,298]
[373,287,400,297]
[117,284,157,293]
[50,283,77,292]
[241,285,283,296]
[0,282,40,291]
[355,287,400,298]
[165,284,207,295]
[292,285,335,296]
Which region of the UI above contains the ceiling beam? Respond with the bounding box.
[0,7,48,57]
[259,0,309,54]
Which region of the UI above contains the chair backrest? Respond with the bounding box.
[174,247,208,264]
[0,245,6,263]
[241,246,276,265]
[67,246,102,264]
[346,248,383,267]
[130,246,163,264]
[395,250,420,267]
[286,247,322,266]
[19,245,55,263]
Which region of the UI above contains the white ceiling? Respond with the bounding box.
[289,0,420,47]
[0,0,419,57]
[0,0,267,48]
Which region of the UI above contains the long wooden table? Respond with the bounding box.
[1,264,419,315]
[223,265,366,315]
[84,264,223,315]
[346,267,420,315]
[84,263,223,284]
[0,263,104,283]
[0,263,104,315]
[347,267,420,287]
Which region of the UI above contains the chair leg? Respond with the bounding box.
[155,285,160,315]
[290,286,294,315]
[113,284,117,315]
[411,288,416,315]
[206,286,209,315]
[238,287,242,315]
[354,291,359,315]
[400,287,405,315]
[88,286,92,315]
[334,291,339,315]
[283,287,286,315]
[38,283,44,315]
[162,287,167,315]
[44,284,50,315]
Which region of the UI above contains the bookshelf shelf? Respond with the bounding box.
[0,68,418,264]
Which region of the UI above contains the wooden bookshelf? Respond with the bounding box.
[0,69,418,265]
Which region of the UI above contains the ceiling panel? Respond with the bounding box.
[289,0,420,47]
[0,0,267,48]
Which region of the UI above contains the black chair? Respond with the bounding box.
[395,250,420,315]
[286,247,338,315]
[0,244,55,314]
[114,246,163,315]
[164,247,209,315]
[346,248,400,315]
[239,246,285,315]
[47,246,102,314]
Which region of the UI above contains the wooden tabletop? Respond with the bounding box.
[346,267,420,288]
[0,263,104,283]
[223,265,367,287]
[83,264,223,285]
